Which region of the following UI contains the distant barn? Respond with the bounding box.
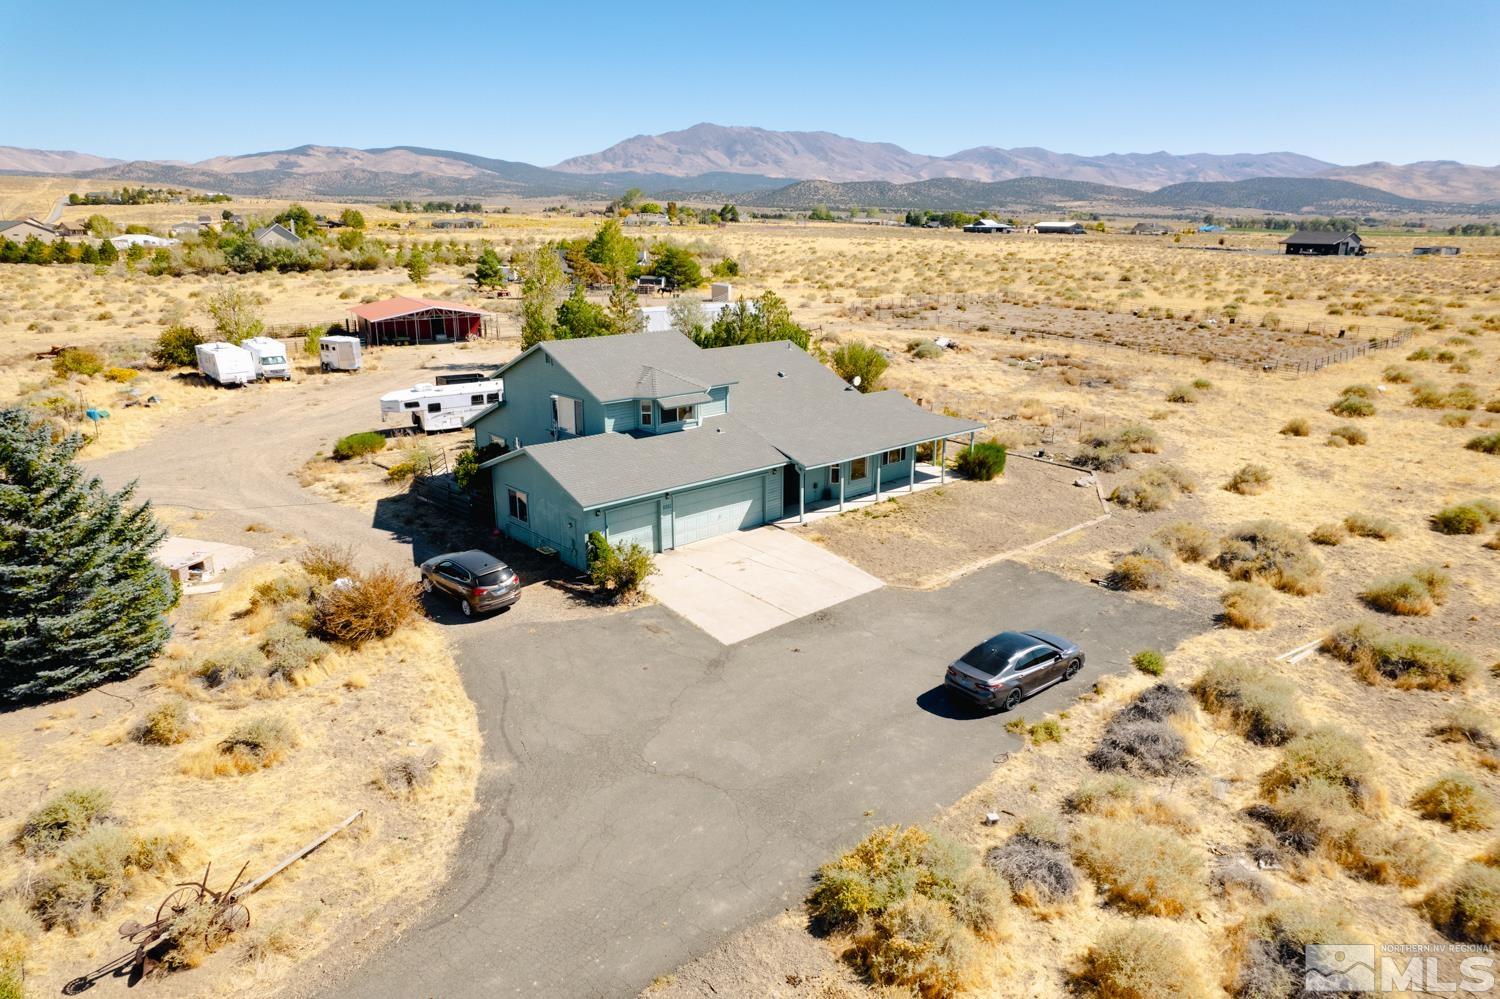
[1412,245,1460,256]
[963,218,1013,233]
[432,218,484,230]
[1035,221,1086,235]
[1281,231,1365,256]
[350,296,485,346]
[1130,222,1171,236]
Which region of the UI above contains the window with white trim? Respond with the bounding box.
[552,394,581,435]
[660,404,694,424]
[639,400,653,426]
[885,447,906,463]
[507,488,528,523]
[850,457,868,480]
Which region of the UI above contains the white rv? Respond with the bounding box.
[243,337,292,380]
[319,335,362,372]
[195,342,256,386]
[380,378,503,433]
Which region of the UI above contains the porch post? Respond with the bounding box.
[838,467,845,511]
[940,439,947,484]
[909,449,916,493]
[798,466,806,523]
[873,453,881,501]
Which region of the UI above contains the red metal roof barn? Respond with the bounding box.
[349,297,484,346]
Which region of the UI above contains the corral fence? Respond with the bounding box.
[407,449,479,521]
[855,293,1415,373]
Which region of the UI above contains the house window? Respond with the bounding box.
[829,465,840,484]
[552,395,581,435]
[850,457,868,480]
[885,447,906,463]
[660,404,694,424]
[507,488,529,524]
[640,401,653,426]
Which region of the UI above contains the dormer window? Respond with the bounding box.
[640,401,653,426]
[660,404,695,424]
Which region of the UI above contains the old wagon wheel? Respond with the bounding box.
[215,902,250,936]
[155,885,203,925]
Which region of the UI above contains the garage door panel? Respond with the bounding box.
[673,476,764,547]
[606,500,658,552]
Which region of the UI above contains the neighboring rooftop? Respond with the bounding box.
[1280,230,1359,244]
[350,296,485,321]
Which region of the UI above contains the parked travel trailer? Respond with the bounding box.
[243,337,292,380]
[380,378,503,432]
[319,335,362,372]
[195,342,256,386]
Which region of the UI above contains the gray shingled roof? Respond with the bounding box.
[1281,230,1359,245]
[505,414,786,509]
[634,365,710,400]
[538,331,734,402]
[707,340,983,468]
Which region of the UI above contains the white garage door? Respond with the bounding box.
[605,500,658,552]
[673,475,765,547]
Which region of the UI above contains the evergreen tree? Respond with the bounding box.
[555,283,610,339]
[472,247,506,288]
[0,408,174,703]
[605,270,644,336]
[647,244,703,289]
[695,291,810,350]
[584,220,639,276]
[406,248,431,283]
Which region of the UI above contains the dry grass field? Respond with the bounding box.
[4,174,1499,997]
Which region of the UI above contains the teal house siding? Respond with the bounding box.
[603,400,639,433]
[491,456,588,569]
[471,351,596,450]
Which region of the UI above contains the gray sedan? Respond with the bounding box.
[943,630,1084,711]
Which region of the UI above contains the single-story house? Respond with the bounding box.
[1035,221,1086,235]
[1412,245,1460,256]
[350,296,485,346]
[623,212,671,226]
[963,219,1013,233]
[56,219,91,237]
[169,221,207,237]
[1281,231,1364,256]
[0,218,60,243]
[466,331,983,569]
[432,218,484,230]
[108,233,179,250]
[253,222,302,248]
[1130,222,1171,236]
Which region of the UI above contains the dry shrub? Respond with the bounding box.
[375,748,442,797]
[1108,542,1173,591]
[1432,708,1498,751]
[1209,857,1270,902]
[1342,512,1401,540]
[16,788,111,856]
[807,826,1002,931]
[28,827,188,930]
[1155,521,1216,562]
[250,575,305,610]
[1467,432,1500,455]
[1086,684,1193,777]
[1308,522,1345,545]
[1421,863,1500,944]
[1330,394,1375,418]
[1413,773,1498,830]
[1064,776,1196,833]
[132,700,198,746]
[1431,502,1497,535]
[154,896,243,971]
[1328,423,1368,446]
[1260,728,1381,812]
[1164,383,1198,404]
[1191,661,1305,746]
[259,621,330,685]
[1233,900,1362,998]
[986,824,1078,912]
[1249,779,1438,886]
[1278,417,1310,437]
[1069,818,1204,917]
[0,898,36,998]
[1073,441,1130,472]
[1212,521,1322,595]
[193,645,264,689]
[1224,463,1272,495]
[1074,920,1209,999]
[313,567,422,646]
[1360,570,1447,616]
[851,894,981,998]
[209,716,298,775]
[299,543,355,583]
[1220,582,1274,630]
[1322,620,1475,689]
[1131,650,1165,676]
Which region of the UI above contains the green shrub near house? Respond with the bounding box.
[954,440,1007,480]
[332,431,386,460]
[587,531,656,602]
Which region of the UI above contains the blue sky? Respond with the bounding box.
[6,0,1497,166]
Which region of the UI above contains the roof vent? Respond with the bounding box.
[715,427,723,433]
[776,371,785,378]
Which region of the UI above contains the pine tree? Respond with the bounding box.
[605,270,644,336]
[0,408,175,704]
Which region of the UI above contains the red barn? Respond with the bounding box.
[349,296,484,346]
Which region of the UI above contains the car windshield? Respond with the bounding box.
[958,633,1035,676]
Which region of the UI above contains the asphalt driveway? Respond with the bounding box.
[646,528,883,643]
[319,560,1197,999]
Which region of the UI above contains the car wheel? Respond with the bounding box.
[1063,659,1081,680]
[460,599,473,618]
[1002,689,1022,712]
[421,577,434,595]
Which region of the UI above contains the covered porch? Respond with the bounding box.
[775,431,978,525]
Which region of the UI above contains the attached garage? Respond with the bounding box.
[671,475,765,547]
[604,500,659,552]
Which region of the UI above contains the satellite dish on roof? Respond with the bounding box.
[851,375,862,388]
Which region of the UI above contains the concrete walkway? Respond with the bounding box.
[646,529,882,643]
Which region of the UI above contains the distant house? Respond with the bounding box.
[1412,245,1460,256]
[623,212,671,227]
[432,218,484,230]
[108,234,179,250]
[1130,222,1171,236]
[252,222,302,248]
[0,218,60,243]
[349,296,486,346]
[963,219,1014,234]
[1281,231,1365,257]
[56,219,90,237]
[1035,221,1086,235]
[169,221,207,237]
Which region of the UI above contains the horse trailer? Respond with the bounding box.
[380,378,503,433]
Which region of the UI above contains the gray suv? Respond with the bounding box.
[419,550,521,617]
[944,630,1084,711]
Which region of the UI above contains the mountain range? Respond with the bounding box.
[1,123,1497,210]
